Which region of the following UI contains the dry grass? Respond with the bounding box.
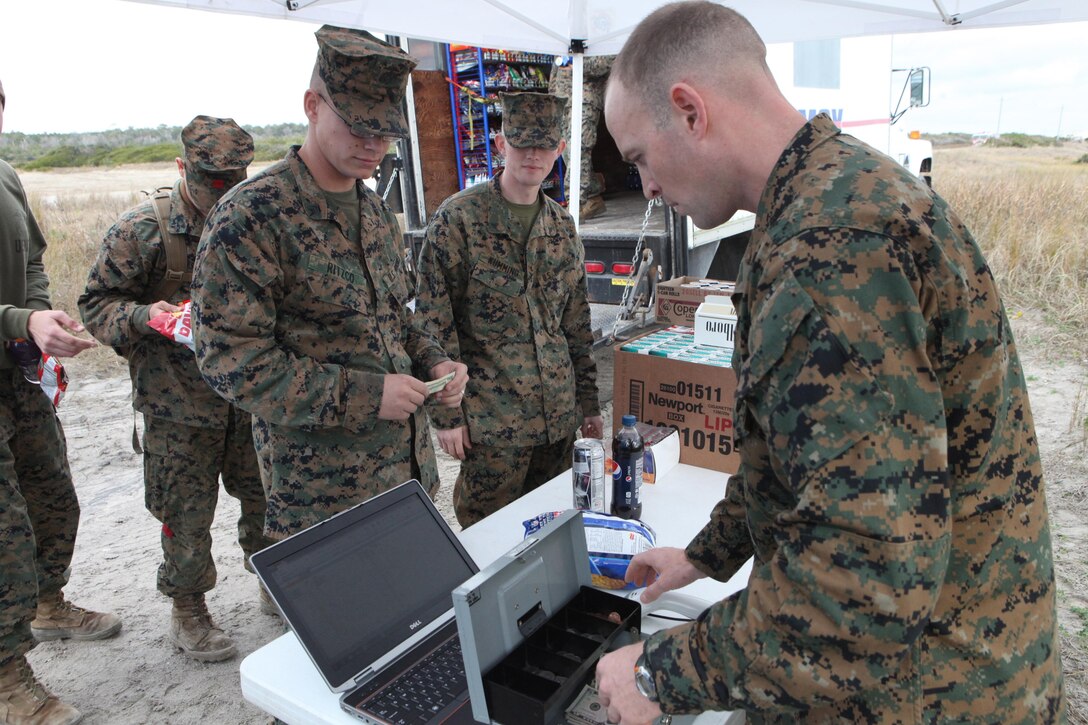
[20,145,1088,719]
[936,142,1088,359]
[33,193,138,378]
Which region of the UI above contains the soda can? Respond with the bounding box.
[572,438,606,512]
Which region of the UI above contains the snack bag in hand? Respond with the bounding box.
[148,300,195,352]
[522,511,656,590]
[39,355,68,407]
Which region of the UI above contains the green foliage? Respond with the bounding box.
[20,146,94,170]
[916,132,1076,149]
[1076,154,1088,165]
[20,142,182,170]
[984,133,1061,149]
[254,137,305,162]
[925,132,974,147]
[101,142,182,165]
[1073,606,1088,639]
[1,123,307,169]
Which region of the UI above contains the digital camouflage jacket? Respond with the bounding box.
[644,114,1064,723]
[414,172,599,447]
[191,147,450,538]
[79,180,233,427]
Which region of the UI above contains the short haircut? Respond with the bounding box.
[611,1,767,125]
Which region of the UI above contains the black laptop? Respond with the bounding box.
[251,480,479,725]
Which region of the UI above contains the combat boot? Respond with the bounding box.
[0,656,82,725]
[592,172,606,196]
[580,195,606,221]
[31,592,122,642]
[169,594,236,662]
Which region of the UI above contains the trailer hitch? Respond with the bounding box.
[607,198,662,345]
[620,247,655,321]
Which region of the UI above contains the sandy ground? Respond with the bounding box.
[19,316,1086,724]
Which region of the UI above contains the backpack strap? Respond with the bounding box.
[146,189,192,303]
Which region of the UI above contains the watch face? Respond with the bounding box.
[635,664,657,702]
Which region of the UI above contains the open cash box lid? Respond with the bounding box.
[456,510,639,724]
[453,510,589,723]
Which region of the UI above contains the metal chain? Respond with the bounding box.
[380,167,398,203]
[616,198,659,314]
[611,197,662,342]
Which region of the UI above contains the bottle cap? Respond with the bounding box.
[622,414,637,427]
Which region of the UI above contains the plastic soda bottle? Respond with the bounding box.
[611,415,644,519]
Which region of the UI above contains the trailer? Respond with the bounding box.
[387,34,934,343]
[567,34,934,302]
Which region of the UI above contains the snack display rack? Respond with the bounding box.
[446,44,564,197]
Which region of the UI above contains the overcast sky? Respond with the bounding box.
[1,0,1086,138]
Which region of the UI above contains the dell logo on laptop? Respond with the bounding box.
[409,620,423,630]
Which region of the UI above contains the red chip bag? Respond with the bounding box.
[148,300,195,352]
[38,355,68,407]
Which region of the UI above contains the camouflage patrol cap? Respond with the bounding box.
[315,25,417,138]
[500,92,567,149]
[181,116,253,212]
[181,115,254,173]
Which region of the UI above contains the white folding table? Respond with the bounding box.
[240,463,751,724]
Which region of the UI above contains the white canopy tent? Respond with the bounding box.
[121,1,1088,54]
[121,0,1088,219]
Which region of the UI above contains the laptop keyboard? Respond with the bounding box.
[363,636,467,724]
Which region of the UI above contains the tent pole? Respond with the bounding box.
[569,52,584,232]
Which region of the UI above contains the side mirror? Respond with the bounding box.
[891,66,930,124]
[909,67,930,108]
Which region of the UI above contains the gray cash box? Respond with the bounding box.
[453,510,642,724]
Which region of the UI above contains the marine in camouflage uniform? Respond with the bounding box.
[191,27,466,540]
[597,5,1064,723]
[415,92,601,527]
[548,55,614,218]
[641,112,1065,723]
[0,78,121,724]
[79,116,273,662]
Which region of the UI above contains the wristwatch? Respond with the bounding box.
[634,653,658,702]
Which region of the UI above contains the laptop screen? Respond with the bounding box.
[253,481,478,690]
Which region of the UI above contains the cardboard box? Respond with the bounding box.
[613,331,739,474]
[636,423,680,484]
[656,276,736,326]
[694,295,738,349]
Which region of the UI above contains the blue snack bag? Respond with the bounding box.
[522,510,656,590]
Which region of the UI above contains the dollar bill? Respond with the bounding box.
[425,371,455,395]
[565,684,607,725]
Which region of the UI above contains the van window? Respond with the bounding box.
[794,39,840,89]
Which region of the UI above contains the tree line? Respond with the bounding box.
[0,123,307,169]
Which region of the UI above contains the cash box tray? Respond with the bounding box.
[453,510,641,724]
